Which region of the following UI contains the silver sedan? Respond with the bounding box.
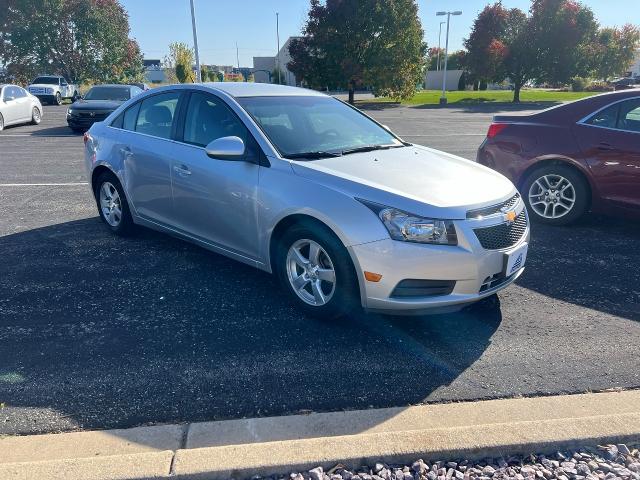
[83,83,529,317]
[0,84,43,131]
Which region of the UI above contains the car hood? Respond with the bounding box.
[290,145,516,219]
[71,99,123,110]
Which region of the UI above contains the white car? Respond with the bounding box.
[27,75,79,105]
[0,84,43,131]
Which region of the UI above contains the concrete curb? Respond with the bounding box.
[1,391,639,480]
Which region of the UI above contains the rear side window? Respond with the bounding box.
[124,103,141,131]
[586,104,618,129]
[135,92,180,139]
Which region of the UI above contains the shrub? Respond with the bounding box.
[571,77,587,92]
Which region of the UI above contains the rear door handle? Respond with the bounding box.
[173,165,192,176]
[597,142,614,151]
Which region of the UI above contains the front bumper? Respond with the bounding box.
[67,111,112,130]
[350,201,530,315]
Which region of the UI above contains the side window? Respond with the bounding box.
[111,112,124,129]
[586,104,619,129]
[135,92,180,139]
[5,86,18,99]
[13,87,27,98]
[124,103,141,131]
[183,92,249,147]
[617,99,640,133]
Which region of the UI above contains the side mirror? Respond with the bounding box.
[205,136,245,160]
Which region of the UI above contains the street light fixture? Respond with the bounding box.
[436,21,445,71]
[189,0,202,82]
[436,10,462,105]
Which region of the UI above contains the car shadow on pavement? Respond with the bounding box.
[30,125,81,136]
[0,217,502,437]
[518,214,640,322]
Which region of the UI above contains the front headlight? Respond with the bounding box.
[359,200,457,245]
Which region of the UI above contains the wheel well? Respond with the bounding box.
[269,214,342,273]
[91,166,114,196]
[518,159,592,202]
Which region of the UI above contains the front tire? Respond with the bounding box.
[94,171,134,236]
[31,107,42,125]
[54,92,62,105]
[0,113,4,132]
[522,165,589,226]
[275,223,360,319]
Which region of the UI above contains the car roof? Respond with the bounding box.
[202,82,327,98]
[89,84,133,89]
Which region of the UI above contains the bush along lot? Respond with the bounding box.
[281,444,640,480]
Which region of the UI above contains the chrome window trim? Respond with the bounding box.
[576,95,640,135]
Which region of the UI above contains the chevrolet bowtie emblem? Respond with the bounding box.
[504,210,516,223]
[89,112,95,117]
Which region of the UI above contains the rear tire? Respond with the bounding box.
[521,164,589,226]
[0,113,4,132]
[94,171,135,236]
[275,222,360,319]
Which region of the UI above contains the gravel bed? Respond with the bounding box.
[256,443,640,480]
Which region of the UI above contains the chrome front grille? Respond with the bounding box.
[473,210,528,250]
[466,193,520,219]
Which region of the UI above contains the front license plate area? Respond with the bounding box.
[503,242,528,277]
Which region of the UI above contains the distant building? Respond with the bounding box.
[253,36,301,86]
[144,59,166,84]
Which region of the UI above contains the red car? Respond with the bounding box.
[477,89,640,225]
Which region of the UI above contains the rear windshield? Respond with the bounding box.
[84,86,130,101]
[32,77,60,85]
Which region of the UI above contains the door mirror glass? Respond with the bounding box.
[205,136,245,160]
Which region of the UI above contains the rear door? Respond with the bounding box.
[573,98,640,209]
[117,90,184,225]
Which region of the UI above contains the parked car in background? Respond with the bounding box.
[27,75,79,105]
[611,77,640,91]
[0,84,43,131]
[84,83,529,318]
[477,90,640,225]
[130,82,150,91]
[67,84,143,132]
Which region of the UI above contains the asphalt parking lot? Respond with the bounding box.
[0,103,639,436]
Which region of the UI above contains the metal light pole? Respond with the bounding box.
[189,0,201,82]
[436,10,462,105]
[436,21,445,71]
[276,12,281,85]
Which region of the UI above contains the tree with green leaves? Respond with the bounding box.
[288,0,426,103]
[0,0,143,84]
[590,25,640,81]
[165,42,195,83]
[200,66,209,82]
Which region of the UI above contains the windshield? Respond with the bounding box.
[32,77,59,85]
[84,86,130,101]
[237,96,402,158]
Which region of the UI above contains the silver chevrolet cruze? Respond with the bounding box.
[84,83,529,317]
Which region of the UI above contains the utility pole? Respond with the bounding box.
[276,12,281,85]
[189,0,201,82]
[436,11,462,105]
[436,21,445,71]
[236,42,240,69]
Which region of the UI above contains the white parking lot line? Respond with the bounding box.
[0,183,88,187]
[0,134,78,137]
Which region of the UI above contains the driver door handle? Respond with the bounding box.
[597,142,614,151]
[173,164,192,176]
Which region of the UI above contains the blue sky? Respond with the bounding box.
[120,0,640,67]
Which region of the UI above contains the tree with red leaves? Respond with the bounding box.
[0,0,143,84]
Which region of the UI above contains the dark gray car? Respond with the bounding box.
[67,84,142,132]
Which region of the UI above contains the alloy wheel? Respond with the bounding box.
[32,107,41,124]
[286,239,336,306]
[528,174,576,219]
[99,182,123,227]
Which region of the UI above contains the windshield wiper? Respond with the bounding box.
[284,151,342,160]
[340,144,405,155]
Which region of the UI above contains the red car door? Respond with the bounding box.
[573,98,640,212]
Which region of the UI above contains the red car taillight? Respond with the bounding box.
[487,123,509,139]
[83,132,91,145]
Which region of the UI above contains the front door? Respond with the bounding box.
[573,98,640,210]
[170,91,261,260]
